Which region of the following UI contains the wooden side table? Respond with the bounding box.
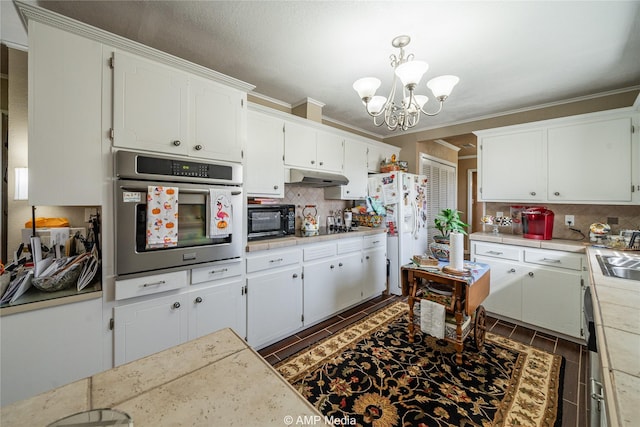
[401,263,490,366]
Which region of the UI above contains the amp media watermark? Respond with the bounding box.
[283,414,356,426]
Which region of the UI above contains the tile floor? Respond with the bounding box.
[258,294,588,427]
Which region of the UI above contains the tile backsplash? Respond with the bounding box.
[484,203,640,240]
[283,185,353,229]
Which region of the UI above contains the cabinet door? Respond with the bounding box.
[479,130,545,201]
[474,256,523,320]
[316,131,344,172]
[189,76,245,162]
[362,246,387,300]
[188,279,245,340]
[335,252,364,312]
[246,266,303,348]
[28,22,103,205]
[283,120,316,168]
[325,139,367,200]
[113,293,188,366]
[113,51,189,155]
[547,117,632,202]
[0,298,102,406]
[367,144,399,173]
[246,111,285,196]
[303,259,338,325]
[521,266,582,338]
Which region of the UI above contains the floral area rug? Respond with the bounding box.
[276,301,564,427]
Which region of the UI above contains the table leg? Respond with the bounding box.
[407,275,418,343]
[454,285,464,366]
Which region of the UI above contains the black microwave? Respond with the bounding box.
[247,204,296,241]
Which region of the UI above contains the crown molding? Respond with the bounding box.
[434,139,460,152]
[292,97,325,109]
[14,1,255,93]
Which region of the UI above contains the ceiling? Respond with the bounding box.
[15,1,640,143]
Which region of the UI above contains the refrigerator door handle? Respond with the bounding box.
[411,199,419,239]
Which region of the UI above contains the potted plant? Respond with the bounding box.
[430,209,469,261]
[433,208,469,242]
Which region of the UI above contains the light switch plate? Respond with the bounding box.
[565,215,575,226]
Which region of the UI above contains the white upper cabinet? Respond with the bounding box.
[113,51,189,155]
[547,117,632,202]
[316,130,344,172]
[367,143,400,173]
[325,138,368,200]
[476,108,639,204]
[28,21,104,206]
[113,51,245,162]
[283,120,317,169]
[188,74,246,162]
[284,120,343,172]
[479,129,546,202]
[246,110,285,197]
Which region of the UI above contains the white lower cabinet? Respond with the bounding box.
[362,245,387,300]
[114,261,245,366]
[1,298,103,406]
[245,248,303,348]
[246,233,387,349]
[114,292,189,366]
[472,241,586,339]
[246,266,303,348]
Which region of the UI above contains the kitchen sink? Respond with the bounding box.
[596,254,640,281]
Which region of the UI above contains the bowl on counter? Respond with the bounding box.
[32,262,83,292]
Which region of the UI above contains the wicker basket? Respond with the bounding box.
[354,214,383,228]
[32,262,84,292]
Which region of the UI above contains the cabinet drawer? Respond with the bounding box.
[303,243,337,261]
[337,238,363,254]
[192,261,243,285]
[115,270,188,301]
[364,234,386,250]
[473,243,520,261]
[523,248,583,271]
[246,249,302,273]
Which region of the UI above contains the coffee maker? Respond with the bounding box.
[522,207,554,240]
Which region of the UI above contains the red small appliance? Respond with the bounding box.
[522,207,554,240]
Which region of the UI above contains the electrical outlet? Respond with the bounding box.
[496,211,503,218]
[565,215,575,226]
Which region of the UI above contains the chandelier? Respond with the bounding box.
[353,35,459,131]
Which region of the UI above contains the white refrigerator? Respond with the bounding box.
[368,172,429,295]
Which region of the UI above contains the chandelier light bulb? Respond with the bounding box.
[394,60,428,88]
[427,75,460,99]
[353,77,381,101]
[405,95,429,113]
[367,96,387,115]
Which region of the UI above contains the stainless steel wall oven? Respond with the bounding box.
[115,151,243,277]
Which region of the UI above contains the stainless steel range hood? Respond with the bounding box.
[287,168,349,187]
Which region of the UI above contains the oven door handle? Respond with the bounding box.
[120,186,241,196]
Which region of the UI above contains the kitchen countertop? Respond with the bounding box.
[469,231,587,253]
[246,227,386,252]
[585,246,640,427]
[0,328,327,426]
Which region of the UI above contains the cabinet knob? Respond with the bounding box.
[528,272,534,277]
[554,191,560,196]
[274,185,279,190]
[311,160,315,165]
[172,140,181,146]
[338,262,343,267]
[319,161,324,166]
[366,255,370,260]
[330,264,335,269]
[508,268,516,273]
[194,144,203,151]
[172,302,181,309]
[292,273,298,278]
[195,297,203,304]
[530,191,536,196]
